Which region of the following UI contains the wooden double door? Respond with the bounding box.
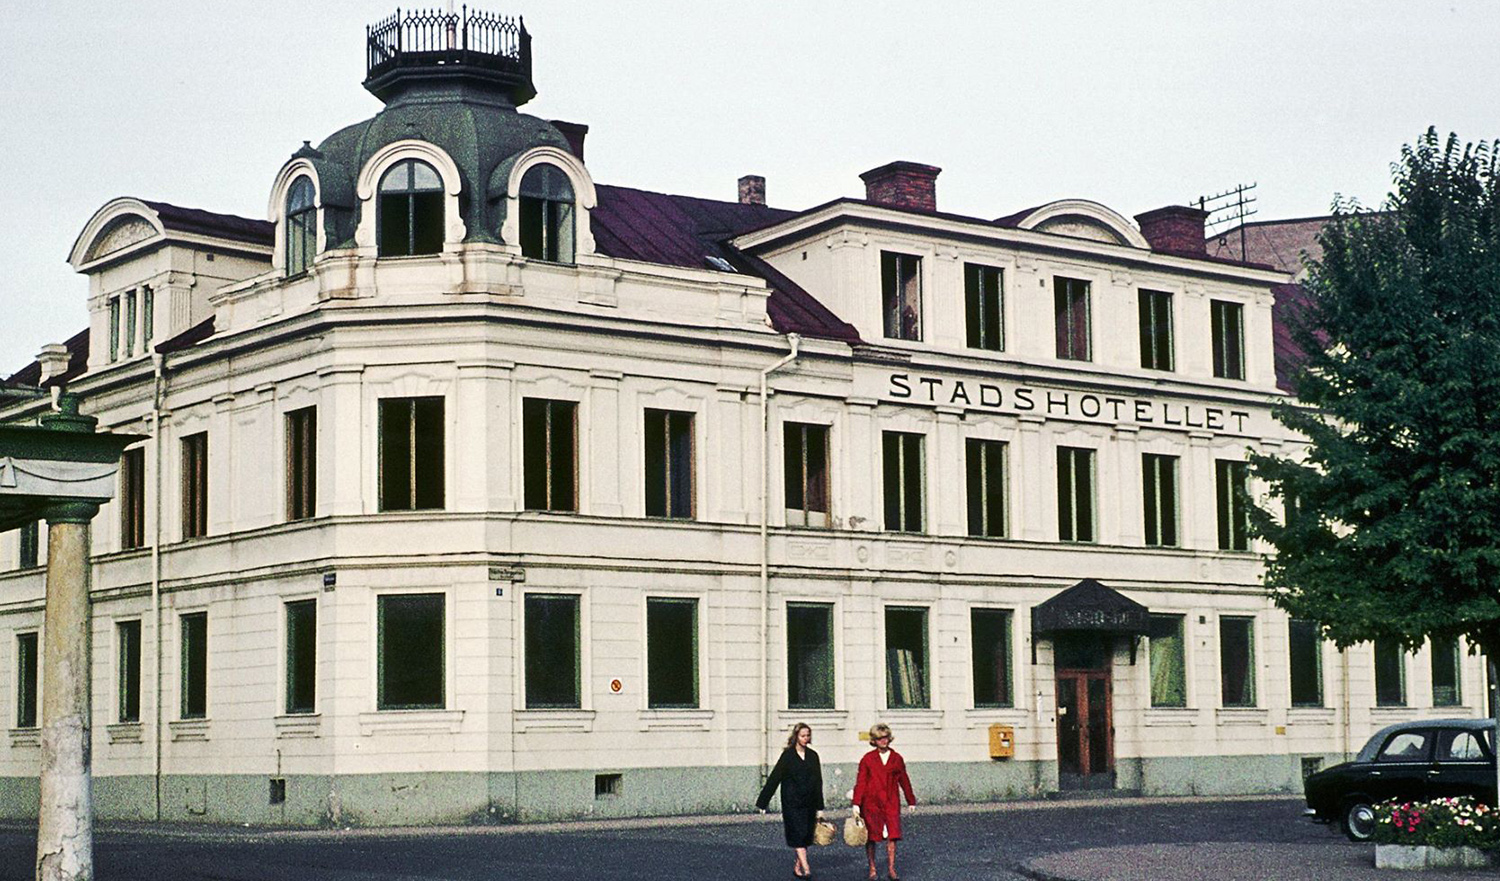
[1055,637,1115,790]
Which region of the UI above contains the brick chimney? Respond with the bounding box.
[738,175,766,206]
[859,161,941,212]
[1134,205,1209,254]
[551,120,588,160]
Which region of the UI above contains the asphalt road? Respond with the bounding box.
[0,796,1352,880]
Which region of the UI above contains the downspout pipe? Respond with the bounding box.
[150,352,165,820]
[759,333,800,780]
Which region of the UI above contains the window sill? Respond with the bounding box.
[106,722,144,744]
[169,719,211,742]
[963,707,1028,729]
[514,709,594,734]
[879,708,943,729]
[1371,705,1413,720]
[637,709,714,732]
[358,709,464,737]
[777,709,848,731]
[8,728,39,749]
[275,714,323,739]
[1288,707,1337,724]
[1144,708,1199,727]
[1215,708,1268,727]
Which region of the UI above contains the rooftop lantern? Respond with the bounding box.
[364,6,535,106]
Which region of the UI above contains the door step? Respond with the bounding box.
[1045,789,1144,801]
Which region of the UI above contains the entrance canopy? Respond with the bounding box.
[1032,578,1150,637]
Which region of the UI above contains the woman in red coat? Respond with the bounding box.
[852,722,917,880]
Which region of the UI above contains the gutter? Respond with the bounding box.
[150,352,165,820]
[758,333,800,780]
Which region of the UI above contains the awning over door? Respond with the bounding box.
[1032,578,1150,637]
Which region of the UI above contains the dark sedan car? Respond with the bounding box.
[1304,718,1497,841]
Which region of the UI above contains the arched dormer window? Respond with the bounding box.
[519,164,575,263]
[285,176,317,276]
[378,159,445,256]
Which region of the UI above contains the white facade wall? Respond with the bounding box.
[0,162,1487,826]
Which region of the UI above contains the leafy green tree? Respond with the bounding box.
[1251,130,1500,717]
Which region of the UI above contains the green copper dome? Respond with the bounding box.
[305,9,573,248]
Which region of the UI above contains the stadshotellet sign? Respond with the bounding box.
[883,371,1255,435]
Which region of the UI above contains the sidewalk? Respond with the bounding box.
[1018,842,1500,881]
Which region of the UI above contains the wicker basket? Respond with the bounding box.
[843,814,868,847]
[812,820,837,846]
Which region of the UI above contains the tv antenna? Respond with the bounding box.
[1196,183,1258,260]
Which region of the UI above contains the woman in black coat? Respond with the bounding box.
[757,722,825,878]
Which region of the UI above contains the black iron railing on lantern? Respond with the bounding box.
[366,7,531,85]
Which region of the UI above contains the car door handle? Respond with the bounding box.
[1370,770,1382,777]
[1429,769,1442,775]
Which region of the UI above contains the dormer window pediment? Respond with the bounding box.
[86,216,159,262]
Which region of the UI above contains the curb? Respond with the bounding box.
[0,793,1303,843]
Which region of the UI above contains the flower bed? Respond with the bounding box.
[1373,796,1499,850]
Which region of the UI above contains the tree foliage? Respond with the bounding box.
[1251,129,1500,656]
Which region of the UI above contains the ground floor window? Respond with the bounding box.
[1288,618,1323,707]
[970,608,1012,707]
[646,597,697,708]
[787,603,834,709]
[1374,637,1406,707]
[180,612,208,719]
[1431,636,1462,707]
[377,594,444,710]
[1219,616,1256,707]
[285,600,317,715]
[885,606,929,709]
[117,620,142,723]
[15,631,38,728]
[525,594,580,708]
[1148,614,1186,707]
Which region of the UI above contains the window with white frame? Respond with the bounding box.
[1057,446,1096,542]
[1142,453,1179,547]
[966,438,1007,538]
[377,159,444,257]
[883,431,925,533]
[285,176,317,276]
[518,164,575,263]
[523,398,577,512]
[784,422,830,527]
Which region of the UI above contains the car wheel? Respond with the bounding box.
[1341,799,1376,842]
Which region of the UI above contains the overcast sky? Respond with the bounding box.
[2,0,1497,372]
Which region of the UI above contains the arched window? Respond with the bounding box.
[378,159,445,256]
[519,164,575,263]
[285,176,317,276]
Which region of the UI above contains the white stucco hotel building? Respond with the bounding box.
[0,10,1485,825]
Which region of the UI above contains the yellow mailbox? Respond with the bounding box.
[988,724,1014,759]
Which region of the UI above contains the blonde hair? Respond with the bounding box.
[869,722,894,744]
[786,722,812,749]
